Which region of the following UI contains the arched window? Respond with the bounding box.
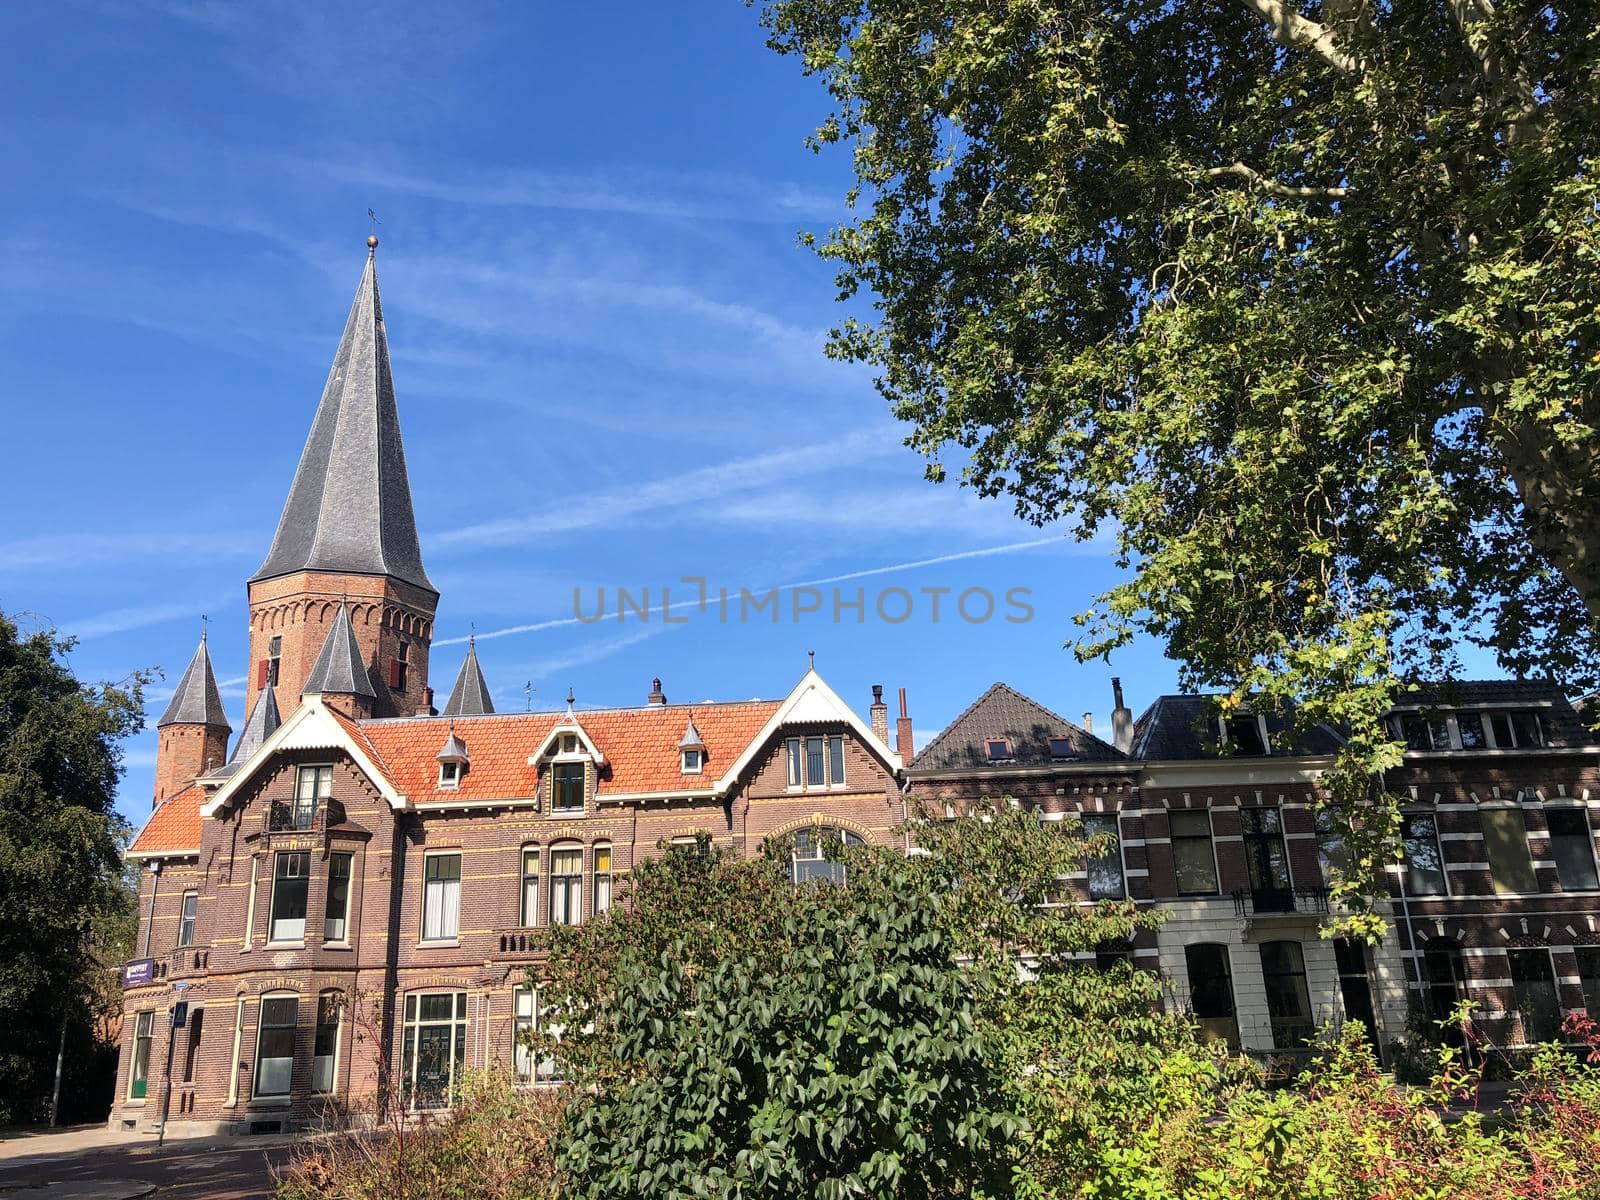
[254,992,299,1098]
[789,826,863,885]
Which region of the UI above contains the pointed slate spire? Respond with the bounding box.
[678,712,705,749]
[440,635,494,718]
[208,686,282,779]
[157,633,230,730]
[251,244,435,593]
[302,603,377,698]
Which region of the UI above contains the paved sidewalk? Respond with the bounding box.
[0,1125,295,1199]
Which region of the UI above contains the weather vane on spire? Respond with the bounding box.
[367,208,380,252]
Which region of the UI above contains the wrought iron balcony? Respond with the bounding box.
[1231,886,1330,918]
[267,799,345,833]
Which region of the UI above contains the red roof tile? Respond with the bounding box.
[129,783,204,856]
[359,701,782,803]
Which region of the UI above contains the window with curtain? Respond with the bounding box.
[593,844,612,915]
[520,847,540,927]
[1482,808,1538,895]
[128,1011,153,1099]
[253,995,298,1097]
[312,991,341,1093]
[513,987,536,1084]
[1170,810,1218,895]
[790,827,862,884]
[270,851,310,941]
[1241,807,1292,910]
[324,853,352,942]
[294,765,332,830]
[177,890,198,948]
[401,992,467,1108]
[550,847,582,925]
[1546,809,1599,891]
[422,854,462,941]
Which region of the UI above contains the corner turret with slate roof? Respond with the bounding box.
[440,636,494,718]
[153,631,231,807]
[302,601,378,717]
[243,242,439,721]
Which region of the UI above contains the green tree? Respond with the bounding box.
[0,611,147,1123]
[758,0,1600,930]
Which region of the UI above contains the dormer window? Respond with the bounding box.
[436,727,469,790]
[682,748,704,774]
[1047,737,1075,760]
[984,738,1013,761]
[1223,716,1269,756]
[438,760,461,789]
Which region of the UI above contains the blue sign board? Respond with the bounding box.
[122,959,155,988]
[171,1000,189,1028]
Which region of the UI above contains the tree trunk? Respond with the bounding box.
[1493,408,1600,625]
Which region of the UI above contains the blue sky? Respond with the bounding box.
[1,1,1194,827]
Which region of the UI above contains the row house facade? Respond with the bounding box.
[113,240,1600,1136]
[906,679,1600,1066]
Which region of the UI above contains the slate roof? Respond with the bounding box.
[207,686,282,780]
[128,784,204,856]
[1130,695,1344,761]
[251,249,434,593]
[302,604,377,698]
[1390,679,1593,748]
[156,636,230,729]
[437,728,470,762]
[440,638,494,717]
[910,682,1125,772]
[360,701,781,803]
[678,714,705,748]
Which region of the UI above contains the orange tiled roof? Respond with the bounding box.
[129,783,204,856]
[326,705,399,790]
[359,701,782,803]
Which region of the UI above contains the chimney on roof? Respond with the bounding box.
[416,686,436,718]
[896,687,915,763]
[870,684,889,745]
[647,677,667,705]
[1111,677,1133,753]
[1083,711,1094,735]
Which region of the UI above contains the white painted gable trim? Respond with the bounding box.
[199,696,407,817]
[713,668,902,794]
[525,718,607,766]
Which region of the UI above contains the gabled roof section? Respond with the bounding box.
[440,637,494,717]
[251,248,434,594]
[527,715,607,765]
[302,603,376,698]
[1130,694,1344,761]
[201,697,406,818]
[714,668,902,792]
[206,686,282,780]
[156,635,230,729]
[128,783,203,859]
[911,682,1123,772]
[358,700,782,803]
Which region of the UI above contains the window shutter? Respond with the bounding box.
[388,659,402,688]
[257,660,270,688]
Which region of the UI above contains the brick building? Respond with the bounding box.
[907,678,1600,1066]
[111,245,912,1136]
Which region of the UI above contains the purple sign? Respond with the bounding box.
[123,959,155,988]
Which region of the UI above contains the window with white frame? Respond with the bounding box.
[1401,813,1448,896]
[520,847,540,927]
[1546,808,1599,891]
[438,760,462,788]
[1482,807,1538,895]
[550,845,583,925]
[312,991,342,1093]
[1490,710,1545,748]
[324,852,352,942]
[593,843,613,915]
[401,991,467,1108]
[784,734,846,790]
[1081,813,1124,900]
[253,994,298,1098]
[681,748,703,774]
[513,986,537,1084]
[1223,715,1269,756]
[269,851,310,942]
[789,826,862,884]
[1170,810,1218,896]
[422,853,462,941]
[177,890,198,948]
[128,1011,154,1099]
[551,762,585,813]
[293,765,332,830]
